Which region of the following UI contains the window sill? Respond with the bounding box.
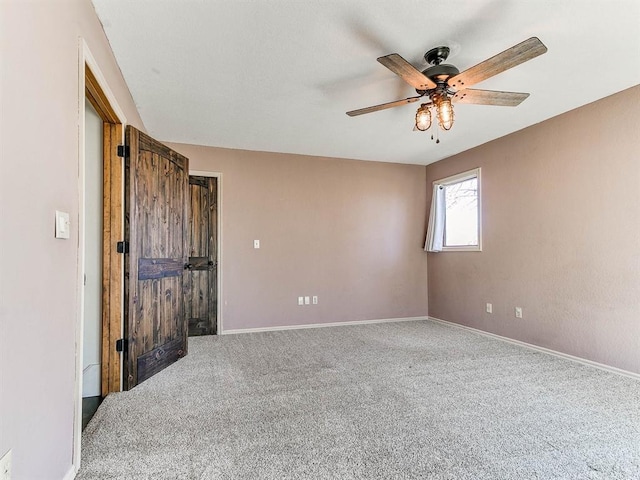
[440,246,482,252]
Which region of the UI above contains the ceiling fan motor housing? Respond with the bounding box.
[416,64,460,95]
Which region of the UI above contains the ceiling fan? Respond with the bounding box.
[346,37,547,135]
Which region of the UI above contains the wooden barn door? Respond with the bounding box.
[123,126,189,390]
[185,176,218,336]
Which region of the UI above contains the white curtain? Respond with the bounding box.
[424,184,445,252]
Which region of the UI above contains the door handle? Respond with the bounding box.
[184,263,193,270]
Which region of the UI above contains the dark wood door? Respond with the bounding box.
[186,176,218,336]
[123,126,189,390]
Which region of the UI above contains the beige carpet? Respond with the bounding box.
[78,320,640,479]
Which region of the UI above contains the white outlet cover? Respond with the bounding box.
[304,296,310,305]
[0,449,11,480]
[312,296,318,305]
[253,239,260,249]
[297,296,304,306]
[515,307,523,318]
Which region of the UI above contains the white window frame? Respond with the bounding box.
[434,168,482,252]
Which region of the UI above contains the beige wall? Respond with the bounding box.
[1,1,636,478]
[168,144,429,331]
[0,1,144,478]
[426,85,640,374]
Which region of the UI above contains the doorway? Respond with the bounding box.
[84,64,124,397]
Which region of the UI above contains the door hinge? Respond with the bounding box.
[115,338,128,352]
[117,145,129,158]
[116,241,129,254]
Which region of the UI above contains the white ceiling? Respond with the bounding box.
[92,0,640,165]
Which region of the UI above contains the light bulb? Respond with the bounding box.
[436,97,454,131]
[415,104,432,131]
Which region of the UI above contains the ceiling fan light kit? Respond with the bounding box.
[347,37,548,140]
[432,92,454,131]
[415,103,432,131]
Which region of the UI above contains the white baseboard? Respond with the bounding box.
[62,464,77,480]
[222,316,428,335]
[428,316,640,381]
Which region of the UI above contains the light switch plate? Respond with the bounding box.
[55,210,70,239]
[253,239,260,249]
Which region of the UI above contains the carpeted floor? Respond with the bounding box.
[77,320,640,479]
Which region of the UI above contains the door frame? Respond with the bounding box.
[73,38,127,474]
[190,170,223,334]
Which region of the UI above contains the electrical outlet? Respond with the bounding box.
[515,307,523,319]
[0,449,12,480]
[253,239,260,249]
[297,296,304,306]
[486,303,492,314]
[304,296,310,305]
[312,296,318,305]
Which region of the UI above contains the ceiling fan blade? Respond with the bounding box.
[377,54,437,90]
[452,89,530,106]
[449,37,547,89]
[346,96,423,116]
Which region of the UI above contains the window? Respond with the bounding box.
[424,168,481,252]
